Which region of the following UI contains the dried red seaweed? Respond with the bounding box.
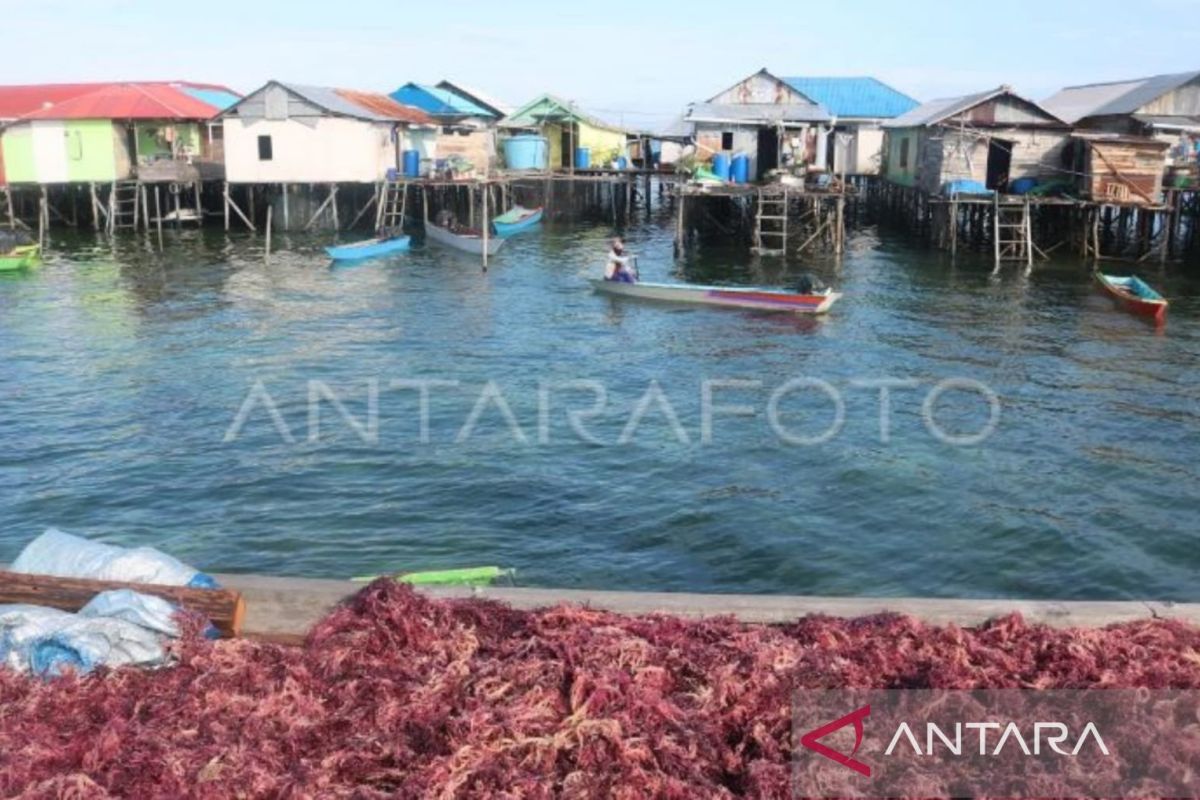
[0,581,1196,799]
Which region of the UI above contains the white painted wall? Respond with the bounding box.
[223,117,404,183]
[32,121,68,183]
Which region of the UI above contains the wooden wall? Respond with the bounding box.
[1082,139,1169,204]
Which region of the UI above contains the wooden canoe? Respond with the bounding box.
[425,222,505,256]
[590,279,841,314]
[492,206,543,237]
[0,243,40,272]
[326,235,411,262]
[1095,273,1167,324]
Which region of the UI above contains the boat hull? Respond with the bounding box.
[493,207,543,237]
[590,279,840,314]
[1095,273,1167,323]
[425,222,505,256]
[0,244,40,272]
[326,236,411,262]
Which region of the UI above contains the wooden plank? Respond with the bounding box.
[213,573,1200,642]
[0,569,245,637]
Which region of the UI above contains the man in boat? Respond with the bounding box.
[604,238,637,283]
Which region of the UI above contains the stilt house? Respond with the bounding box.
[881,86,1071,195]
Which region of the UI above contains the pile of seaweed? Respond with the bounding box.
[1,581,1197,798]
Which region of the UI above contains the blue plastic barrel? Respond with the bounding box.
[503,135,548,170]
[731,153,750,184]
[712,152,731,181]
[402,149,421,178]
[616,156,628,170]
[575,147,591,169]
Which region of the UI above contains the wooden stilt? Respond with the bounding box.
[481,180,490,271]
[155,187,163,251]
[224,186,256,232]
[282,184,290,231]
[330,184,339,230]
[265,205,273,263]
[223,181,230,231]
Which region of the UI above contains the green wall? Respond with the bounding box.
[135,122,200,162]
[884,129,918,187]
[1,126,36,183]
[66,120,118,182]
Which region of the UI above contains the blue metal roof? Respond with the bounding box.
[782,77,918,119]
[389,83,495,118]
[179,86,241,111]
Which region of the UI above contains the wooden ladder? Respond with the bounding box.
[992,197,1033,274]
[108,180,142,233]
[753,187,788,256]
[376,181,408,234]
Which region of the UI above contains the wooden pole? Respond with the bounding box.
[674,189,685,257]
[265,205,273,263]
[88,183,98,231]
[155,186,164,251]
[0,569,245,639]
[282,183,290,231]
[481,180,490,271]
[223,181,230,231]
[193,181,202,223]
[38,189,47,250]
[330,184,339,231]
[140,184,150,236]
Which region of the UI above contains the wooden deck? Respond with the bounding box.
[215,573,1200,644]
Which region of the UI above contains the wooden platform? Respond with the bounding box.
[215,573,1200,644]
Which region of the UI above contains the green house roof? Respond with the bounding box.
[499,94,626,133]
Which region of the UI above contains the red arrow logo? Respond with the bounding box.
[799,704,871,777]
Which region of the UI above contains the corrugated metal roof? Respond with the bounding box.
[883,89,1002,128]
[1043,71,1200,122]
[500,94,627,132]
[17,82,235,121]
[179,86,241,111]
[782,77,918,119]
[435,80,512,116]
[685,102,830,125]
[278,83,432,124]
[390,83,494,118]
[882,86,1063,128]
[0,81,237,121]
[1132,113,1200,132]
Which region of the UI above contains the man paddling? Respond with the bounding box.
[604,238,637,283]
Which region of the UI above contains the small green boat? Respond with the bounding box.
[0,244,40,272]
[351,565,513,586]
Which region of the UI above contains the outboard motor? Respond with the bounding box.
[796,273,826,295]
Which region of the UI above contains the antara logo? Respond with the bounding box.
[799,705,872,777]
[799,705,1111,777]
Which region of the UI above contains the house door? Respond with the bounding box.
[561,126,574,168]
[757,127,779,177]
[986,138,1013,191]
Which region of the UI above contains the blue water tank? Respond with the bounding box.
[402,149,421,178]
[575,147,591,169]
[712,152,731,181]
[503,135,548,170]
[731,153,750,184]
[616,155,628,170]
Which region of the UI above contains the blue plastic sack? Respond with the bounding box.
[0,604,167,676]
[78,589,181,637]
[12,529,219,589]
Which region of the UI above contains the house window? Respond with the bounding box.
[257,135,273,161]
[721,131,734,150]
[899,137,910,168]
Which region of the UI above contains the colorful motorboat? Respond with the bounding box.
[425,222,505,256]
[590,279,841,314]
[326,235,411,262]
[1094,272,1168,324]
[0,244,40,272]
[492,206,543,237]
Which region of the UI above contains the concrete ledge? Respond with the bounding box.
[213,574,1200,641]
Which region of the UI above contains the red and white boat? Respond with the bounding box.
[1094,273,1168,324]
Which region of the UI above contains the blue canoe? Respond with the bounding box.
[326,235,411,262]
[492,206,543,237]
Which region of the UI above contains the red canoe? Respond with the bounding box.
[1094,273,1168,324]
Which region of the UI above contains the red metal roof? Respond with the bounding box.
[334,89,433,124]
[0,81,238,121]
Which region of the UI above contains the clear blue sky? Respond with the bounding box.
[3,0,1197,127]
